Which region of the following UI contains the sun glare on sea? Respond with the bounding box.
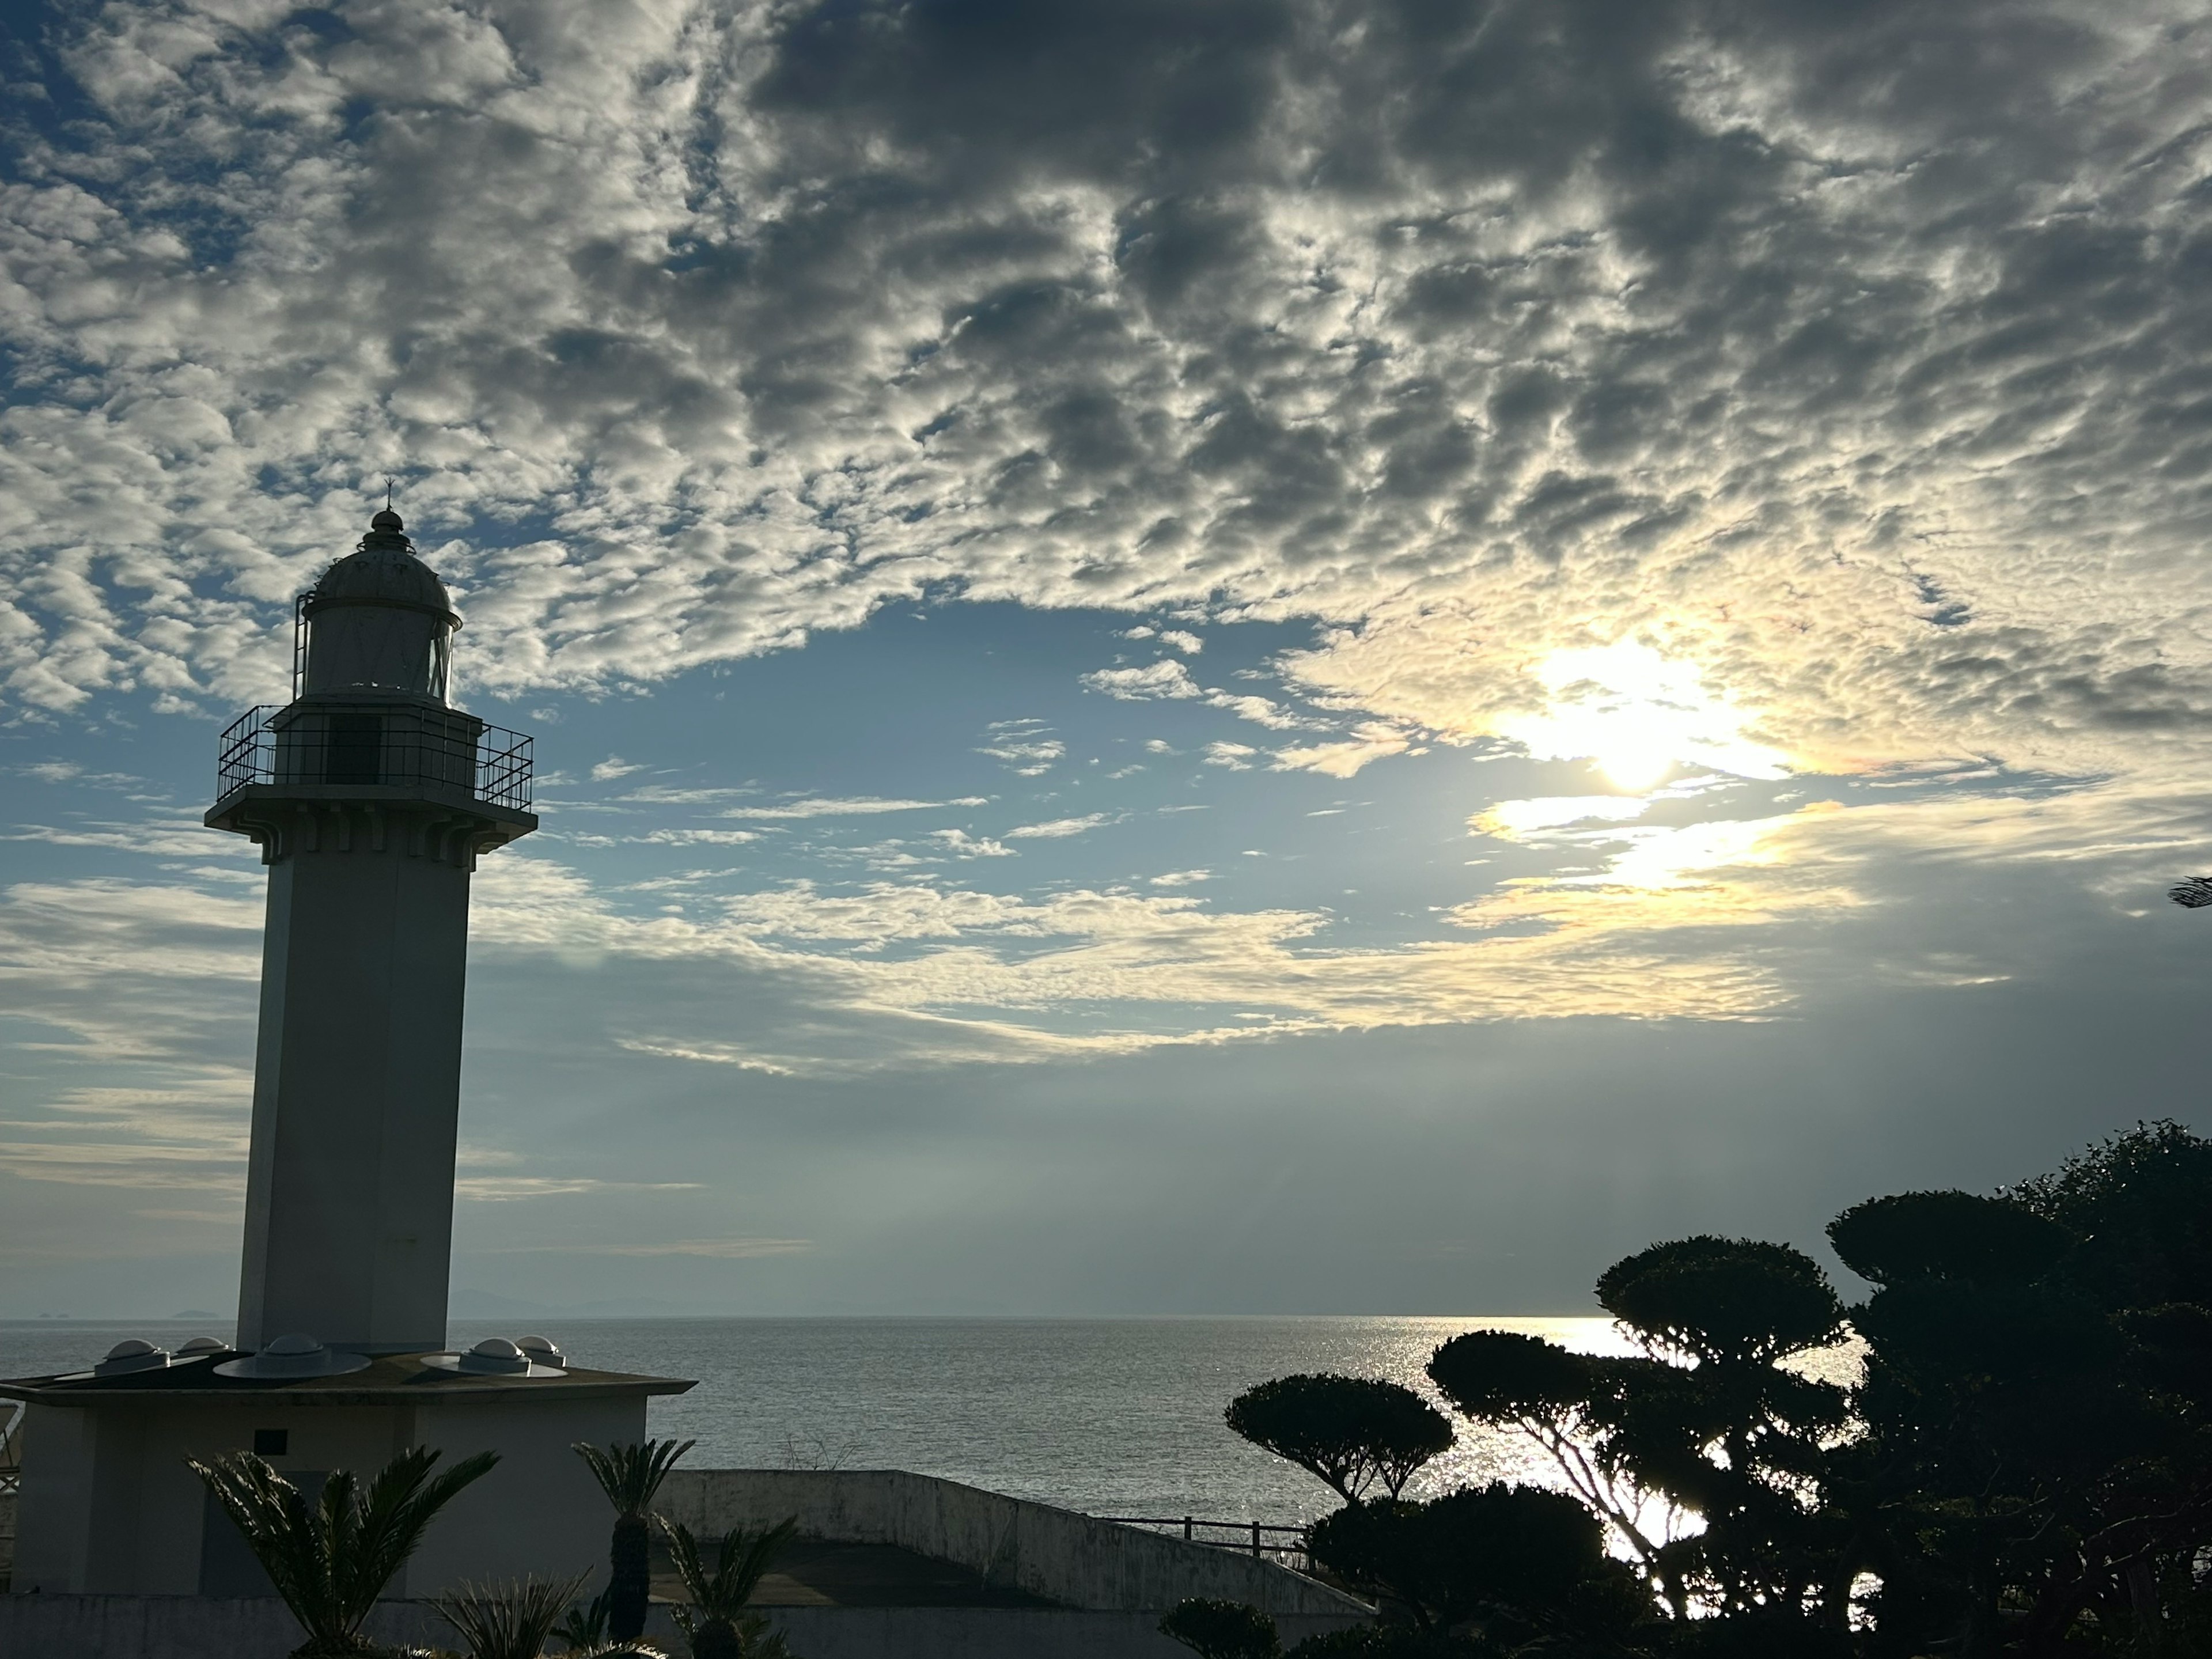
[1497,642,1789,790]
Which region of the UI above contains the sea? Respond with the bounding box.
[1,1315,1849,1529]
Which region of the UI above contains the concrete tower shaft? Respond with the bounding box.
[207,510,536,1354]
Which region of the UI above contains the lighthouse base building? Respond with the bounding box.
[2,508,689,1595]
[5,1353,685,1595]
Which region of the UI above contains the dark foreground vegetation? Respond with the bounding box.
[191,1434,795,1658]
[1171,1122,2212,1659]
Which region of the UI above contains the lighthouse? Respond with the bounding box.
[2,506,689,1597]
[210,505,534,1355]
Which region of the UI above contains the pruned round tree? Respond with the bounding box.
[1307,1483,1625,1638]
[1828,1189,2071,1287]
[1224,1373,1452,1503]
[1597,1236,1843,1368]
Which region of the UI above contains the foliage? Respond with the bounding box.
[1427,1332,1660,1580]
[552,1588,613,1653]
[1832,1121,2212,1656]
[1160,1597,1282,1659]
[574,1438,696,1643]
[434,1575,589,1659]
[550,1588,671,1656]
[188,1446,499,1657]
[1827,1190,2071,1288]
[2015,1118,2212,1308]
[1222,1123,2212,1654]
[1225,1374,1454,1503]
[1426,1244,1849,1623]
[658,1514,799,1659]
[1596,1236,1844,1367]
[1308,1483,1647,1647]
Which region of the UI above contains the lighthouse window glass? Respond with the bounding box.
[326,713,381,785]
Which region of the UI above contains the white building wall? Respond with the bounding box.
[10,1391,645,1597]
[403,1393,647,1593]
[238,819,472,1355]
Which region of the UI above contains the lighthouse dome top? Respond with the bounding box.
[298,508,460,700]
[306,509,459,626]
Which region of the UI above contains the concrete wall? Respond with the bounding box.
[0,1597,1368,1659]
[660,1468,1368,1618]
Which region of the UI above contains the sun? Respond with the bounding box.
[1496,642,1788,791]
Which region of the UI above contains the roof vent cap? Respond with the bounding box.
[457,1336,532,1376]
[214,1334,373,1380]
[95,1338,171,1376]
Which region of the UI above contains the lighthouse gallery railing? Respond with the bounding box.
[216,704,533,812]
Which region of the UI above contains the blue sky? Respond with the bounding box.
[2,0,2210,1319]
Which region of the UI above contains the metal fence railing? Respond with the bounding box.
[216,703,532,812]
[1099,1514,1312,1571]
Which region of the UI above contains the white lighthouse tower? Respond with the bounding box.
[2,506,688,1597]
[211,505,534,1354]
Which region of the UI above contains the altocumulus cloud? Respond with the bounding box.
[2,0,2209,797]
[6,0,2212,1173]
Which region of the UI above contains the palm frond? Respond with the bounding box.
[189,1446,501,1654]
[347,1448,502,1618]
[189,1453,335,1641]
[552,1586,613,1652]
[571,1438,696,1518]
[2171,875,2212,909]
[656,1515,798,1622]
[435,1573,590,1659]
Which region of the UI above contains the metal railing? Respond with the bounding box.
[216,703,533,812]
[1100,1514,1312,1570]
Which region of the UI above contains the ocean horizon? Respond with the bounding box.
[2,1313,1666,1528]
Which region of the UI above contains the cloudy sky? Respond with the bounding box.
[3,0,2210,1321]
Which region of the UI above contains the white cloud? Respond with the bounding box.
[567,828,762,847]
[931,829,1016,858]
[1084,661,1202,701]
[591,755,646,781]
[1006,815,1109,839]
[977,735,1065,775]
[1474,797,1654,839]
[726,797,990,820]
[453,1177,704,1202]
[1271,723,1418,779]
[1203,742,1257,769]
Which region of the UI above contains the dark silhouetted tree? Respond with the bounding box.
[1225,1374,1453,1503]
[1832,1125,2212,1656]
[1160,1598,1282,1659]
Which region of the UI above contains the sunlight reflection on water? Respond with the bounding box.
[1,1316,1866,1529]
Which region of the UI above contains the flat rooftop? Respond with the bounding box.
[0,1351,692,1407]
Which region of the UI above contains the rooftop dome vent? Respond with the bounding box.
[214,1333,373,1380]
[94,1339,171,1377]
[515,1334,567,1369]
[422,1334,565,1378]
